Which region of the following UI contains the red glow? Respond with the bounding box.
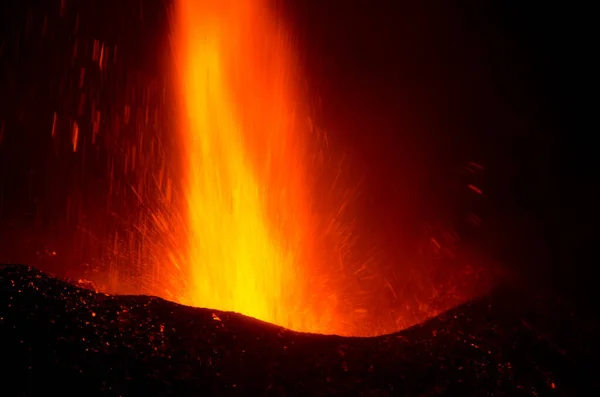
[0,0,493,338]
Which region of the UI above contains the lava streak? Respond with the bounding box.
[172,0,338,333]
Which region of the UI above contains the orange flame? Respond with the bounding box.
[172,0,340,333]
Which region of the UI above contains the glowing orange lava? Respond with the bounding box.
[172,0,339,333]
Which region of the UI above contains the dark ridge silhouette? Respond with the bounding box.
[1,264,597,396]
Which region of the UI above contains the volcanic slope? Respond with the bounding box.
[1,264,597,396]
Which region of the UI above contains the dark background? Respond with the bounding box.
[289,0,595,305]
[1,1,595,308]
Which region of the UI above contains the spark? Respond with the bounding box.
[468,184,482,195]
[71,121,79,152]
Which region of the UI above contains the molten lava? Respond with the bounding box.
[172,0,339,333]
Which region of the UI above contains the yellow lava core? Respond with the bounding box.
[173,0,336,333]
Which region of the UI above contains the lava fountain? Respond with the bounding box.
[171,0,344,333]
